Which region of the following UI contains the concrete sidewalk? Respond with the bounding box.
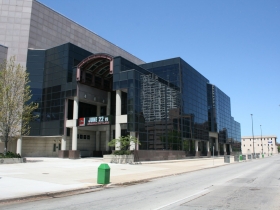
[0,156,235,202]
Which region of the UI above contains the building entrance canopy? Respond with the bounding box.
[76,53,114,92]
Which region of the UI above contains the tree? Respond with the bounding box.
[108,135,140,155]
[0,57,37,154]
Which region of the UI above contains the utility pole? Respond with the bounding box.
[251,114,255,159]
[260,125,263,156]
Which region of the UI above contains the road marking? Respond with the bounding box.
[153,189,208,210]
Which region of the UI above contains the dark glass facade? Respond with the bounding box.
[180,60,209,142]
[230,117,241,151]
[26,49,45,135]
[113,57,181,150]
[140,59,210,152]
[207,84,241,150]
[27,43,92,136]
[112,57,213,152]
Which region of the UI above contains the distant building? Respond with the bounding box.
[241,135,278,155]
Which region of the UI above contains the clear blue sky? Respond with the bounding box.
[39,0,280,142]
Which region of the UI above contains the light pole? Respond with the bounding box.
[251,114,255,158]
[260,125,263,156]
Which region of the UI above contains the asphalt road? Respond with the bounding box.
[2,155,280,210]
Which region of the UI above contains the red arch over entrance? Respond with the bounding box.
[76,53,114,82]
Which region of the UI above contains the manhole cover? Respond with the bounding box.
[250,188,260,191]
[121,169,126,170]
[42,173,49,174]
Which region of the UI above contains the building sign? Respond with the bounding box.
[79,118,85,126]
[268,140,273,144]
[78,116,111,126]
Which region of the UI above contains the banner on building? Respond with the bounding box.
[78,116,111,126]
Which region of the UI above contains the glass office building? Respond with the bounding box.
[24,43,241,158]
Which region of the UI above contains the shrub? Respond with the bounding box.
[113,150,131,155]
[0,151,21,158]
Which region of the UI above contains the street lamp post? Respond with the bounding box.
[260,125,263,156]
[268,143,270,156]
[251,114,255,158]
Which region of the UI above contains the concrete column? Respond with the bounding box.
[136,133,139,150]
[73,97,78,119]
[116,90,121,116]
[215,138,219,151]
[61,135,66,150]
[115,90,121,150]
[72,127,77,150]
[72,97,78,150]
[214,138,219,156]
[115,123,121,150]
[195,140,200,157]
[16,137,22,155]
[207,141,211,157]
[130,132,136,150]
[195,140,198,151]
[58,135,69,158]
[229,144,233,154]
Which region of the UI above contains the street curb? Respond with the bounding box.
[0,185,104,205]
[139,157,224,164]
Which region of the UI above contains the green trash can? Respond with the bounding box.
[239,155,243,161]
[262,154,264,158]
[97,163,110,184]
